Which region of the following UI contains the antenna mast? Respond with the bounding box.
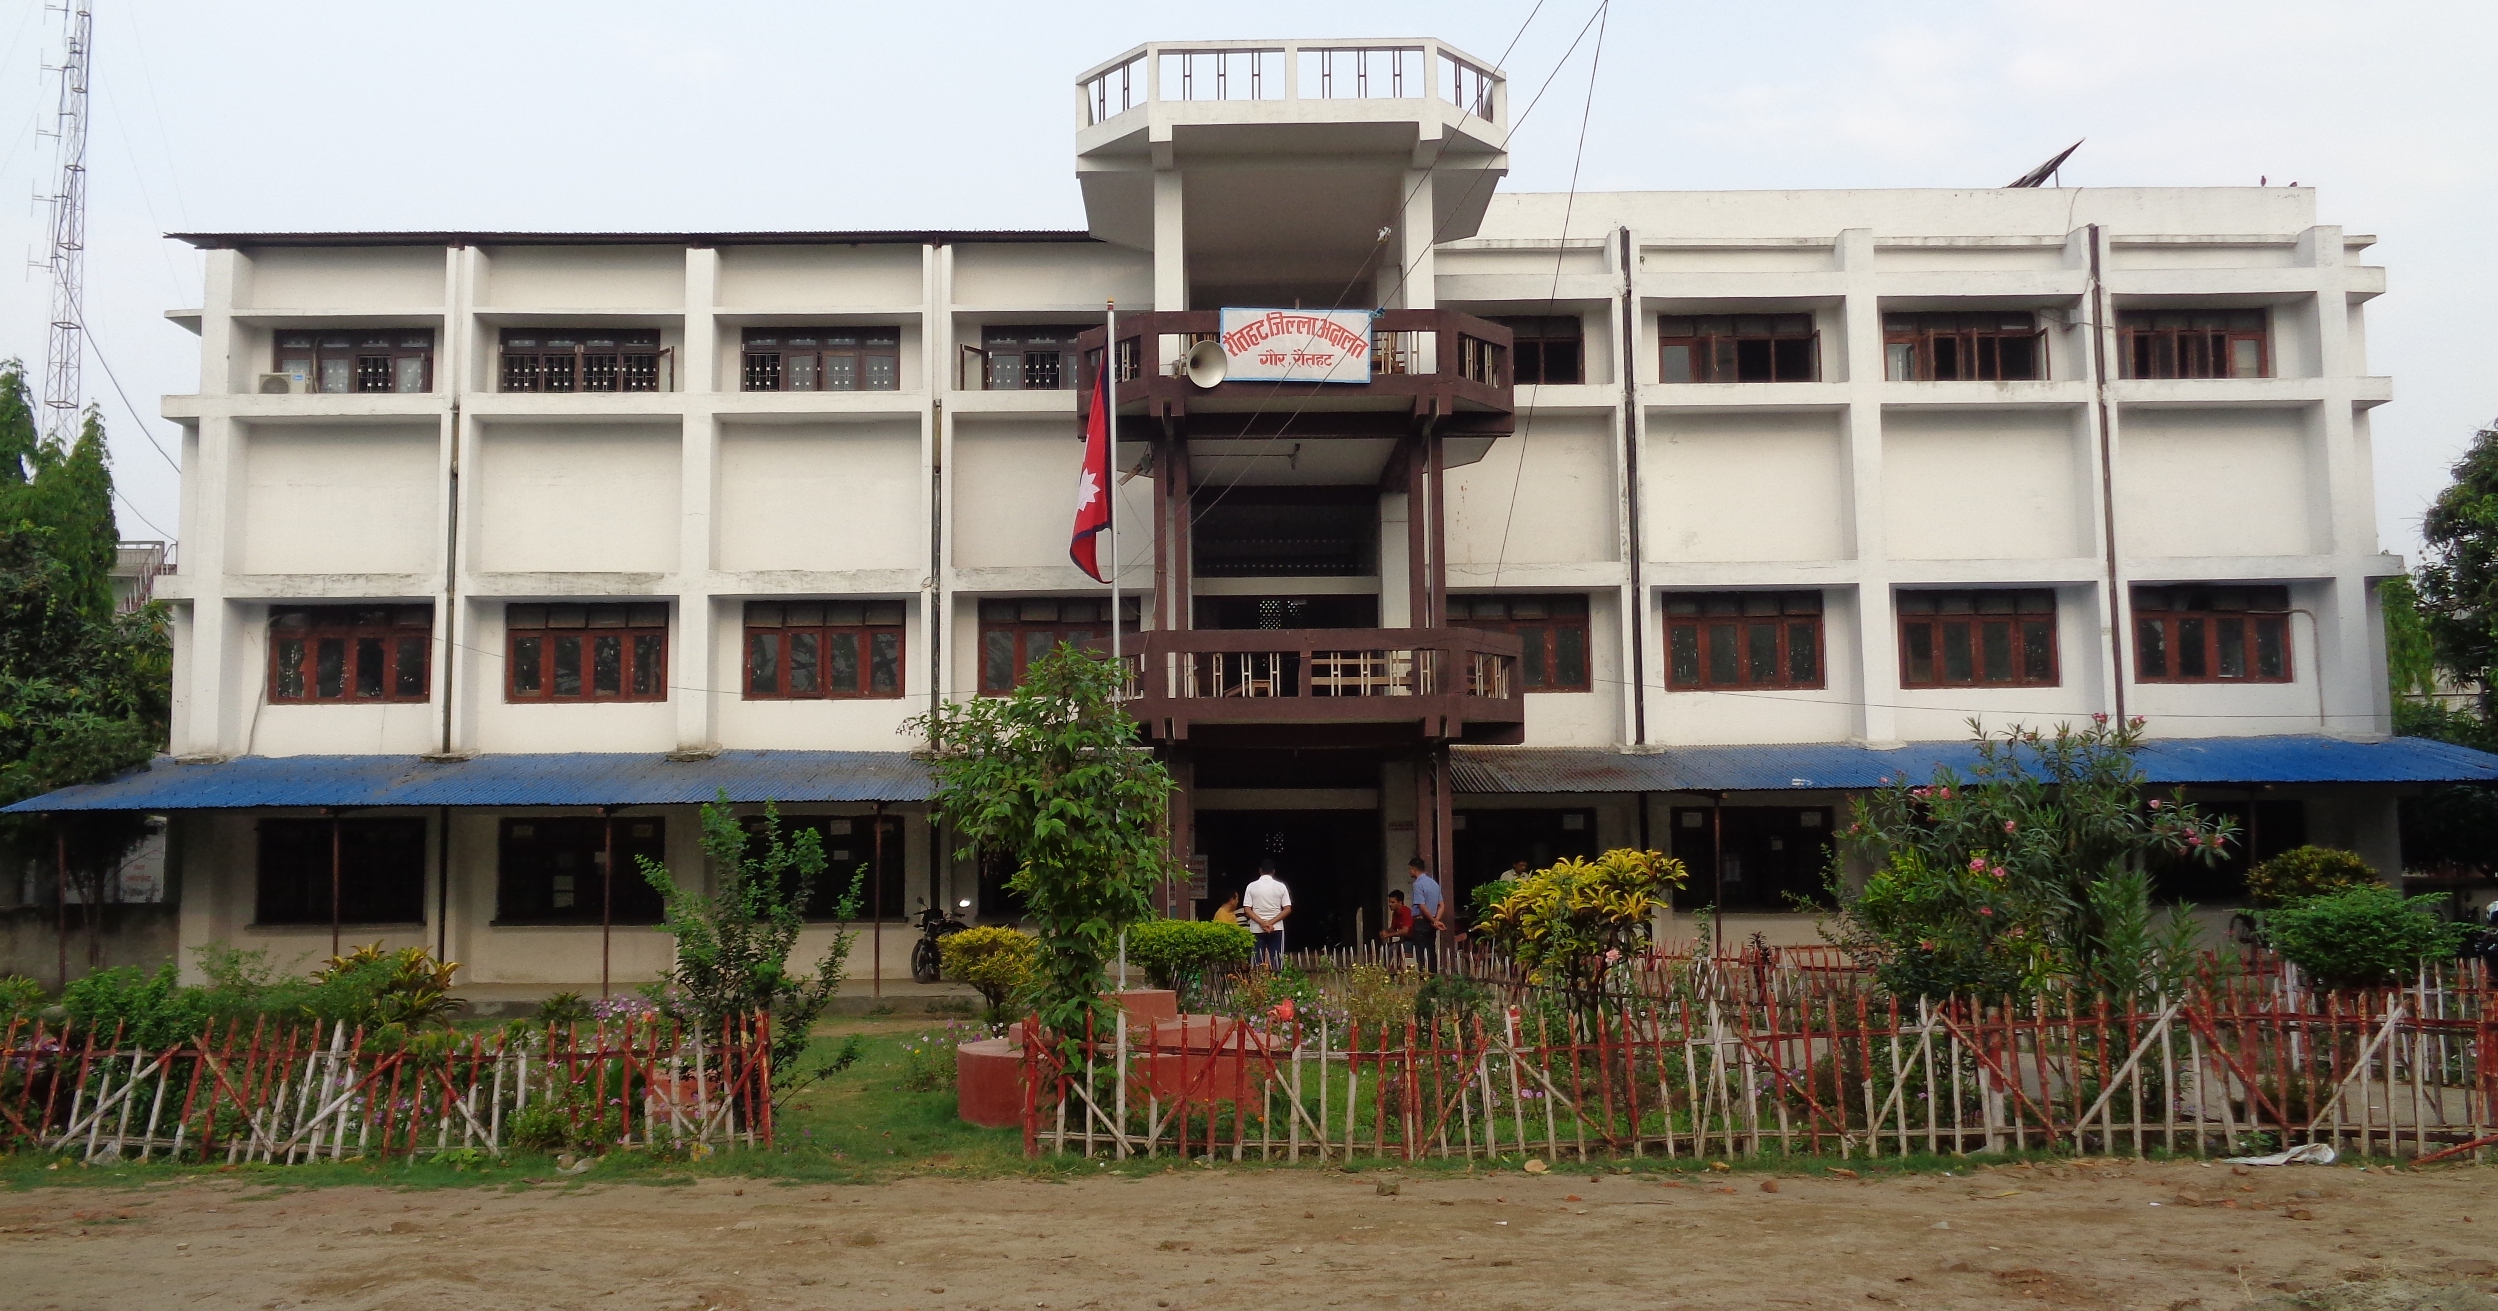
[37,1,93,445]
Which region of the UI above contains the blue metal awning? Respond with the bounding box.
[0,750,933,813]
[1449,735,2498,795]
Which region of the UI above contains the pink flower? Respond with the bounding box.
[1969,856,1987,872]
[2186,833,2203,848]
[1604,948,1623,964]
[1940,787,1954,799]
[1977,906,1994,917]
[1917,939,1937,951]
[2148,799,2162,810]
[1990,866,2008,881]
[2003,820,2017,833]
[2092,712,2108,725]
[1272,998,1296,1021]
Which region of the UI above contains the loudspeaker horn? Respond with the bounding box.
[1182,339,1228,389]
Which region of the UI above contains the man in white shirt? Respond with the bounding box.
[1407,856,1443,970]
[1242,860,1292,965]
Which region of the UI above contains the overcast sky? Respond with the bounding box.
[0,0,2489,560]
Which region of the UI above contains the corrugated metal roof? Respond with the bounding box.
[170,230,1098,249]
[0,751,933,813]
[1448,735,2498,795]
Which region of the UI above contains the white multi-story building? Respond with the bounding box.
[15,38,2493,993]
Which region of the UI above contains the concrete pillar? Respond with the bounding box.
[2297,225,2381,736]
[676,249,721,752]
[1153,170,1187,311]
[1835,227,1896,744]
[1395,168,1436,310]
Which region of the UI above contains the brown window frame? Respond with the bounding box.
[1666,591,1825,691]
[255,817,429,925]
[505,603,670,703]
[500,328,669,393]
[1882,311,2045,381]
[2117,309,2270,380]
[741,326,902,392]
[273,329,434,394]
[2132,585,2292,684]
[1659,314,1820,383]
[1490,315,1584,385]
[1897,589,2059,689]
[744,600,908,700]
[269,605,434,704]
[1449,593,1591,691]
[960,325,1089,391]
[494,816,666,926]
[977,597,1141,694]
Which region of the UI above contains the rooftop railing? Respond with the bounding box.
[1079,39,1503,128]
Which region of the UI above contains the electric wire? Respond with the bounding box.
[1489,0,1607,588]
[77,315,182,473]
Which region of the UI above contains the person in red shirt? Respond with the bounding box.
[1378,889,1415,959]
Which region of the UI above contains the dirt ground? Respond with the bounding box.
[4,1159,2494,1311]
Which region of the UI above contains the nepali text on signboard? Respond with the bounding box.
[1217,308,1373,384]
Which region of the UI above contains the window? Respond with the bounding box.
[256,818,428,925]
[272,329,434,394]
[500,329,667,392]
[1883,311,2045,381]
[2118,310,2269,380]
[744,600,906,699]
[269,605,433,703]
[506,603,670,702]
[1192,487,1377,577]
[2132,585,2291,683]
[1449,594,1590,691]
[1666,592,1824,690]
[741,326,901,391]
[496,817,666,924]
[1658,314,1819,383]
[1898,589,2058,688]
[741,814,908,920]
[1491,316,1584,385]
[978,597,1141,693]
[962,325,1087,391]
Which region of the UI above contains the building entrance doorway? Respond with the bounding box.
[1193,809,1380,951]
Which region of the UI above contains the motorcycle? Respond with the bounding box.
[911,898,973,984]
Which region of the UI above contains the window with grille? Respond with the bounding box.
[977,597,1141,694]
[495,817,667,925]
[962,325,1088,391]
[500,329,667,392]
[272,329,434,394]
[1883,311,2045,381]
[744,600,906,699]
[740,326,901,391]
[1666,592,1824,690]
[2117,310,2269,379]
[2132,585,2291,683]
[1898,589,2058,688]
[505,603,669,702]
[1450,594,1590,691]
[1490,316,1584,385]
[255,818,428,925]
[1658,314,1819,383]
[268,605,433,703]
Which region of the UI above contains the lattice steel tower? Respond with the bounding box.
[37,2,92,444]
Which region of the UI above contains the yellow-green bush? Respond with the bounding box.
[1477,848,1687,1006]
[2245,845,2376,907]
[940,925,1037,1022]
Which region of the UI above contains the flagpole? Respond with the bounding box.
[1106,299,1120,688]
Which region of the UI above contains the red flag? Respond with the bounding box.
[1071,357,1111,582]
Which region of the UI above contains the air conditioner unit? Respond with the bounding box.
[256,372,313,395]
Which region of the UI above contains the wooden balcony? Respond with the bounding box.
[1077,310,1515,440]
[1124,627,1525,746]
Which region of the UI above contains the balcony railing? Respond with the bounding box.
[1078,39,1504,128]
[1124,627,1524,743]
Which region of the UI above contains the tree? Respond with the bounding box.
[2416,418,2498,718]
[0,362,169,958]
[636,795,866,1108]
[2389,432,2498,875]
[1829,718,2236,999]
[908,644,1176,1050]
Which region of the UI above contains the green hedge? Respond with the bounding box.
[1124,919,1253,990]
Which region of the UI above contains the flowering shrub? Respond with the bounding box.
[1831,718,2235,999]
